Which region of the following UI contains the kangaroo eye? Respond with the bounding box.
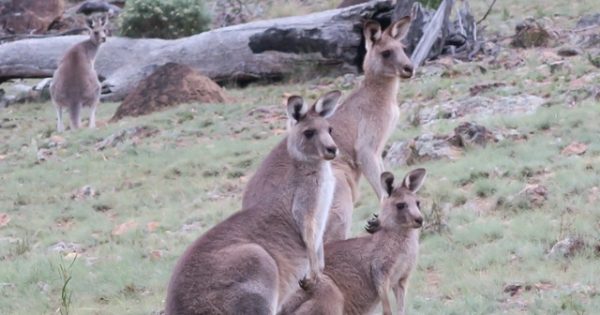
[381,50,392,58]
[303,129,315,139]
[396,202,407,210]
[416,201,421,209]
[328,127,333,134]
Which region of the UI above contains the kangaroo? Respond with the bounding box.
[50,15,108,132]
[279,168,426,315]
[243,17,414,242]
[165,91,341,315]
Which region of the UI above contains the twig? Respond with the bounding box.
[476,0,497,25]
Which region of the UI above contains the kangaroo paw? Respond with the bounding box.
[299,275,318,291]
[364,213,381,234]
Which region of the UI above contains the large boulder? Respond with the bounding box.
[0,0,65,34]
[110,63,229,122]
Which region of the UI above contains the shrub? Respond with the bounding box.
[417,0,443,9]
[120,0,211,39]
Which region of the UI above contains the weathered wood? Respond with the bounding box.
[410,0,454,67]
[0,0,394,101]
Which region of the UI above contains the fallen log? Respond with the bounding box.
[0,0,395,101]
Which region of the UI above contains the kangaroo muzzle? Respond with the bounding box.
[323,146,337,160]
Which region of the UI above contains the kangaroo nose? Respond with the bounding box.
[326,146,337,155]
[325,146,337,159]
[401,65,414,78]
[414,217,423,227]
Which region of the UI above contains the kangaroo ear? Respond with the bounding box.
[401,168,427,193]
[363,20,382,51]
[85,17,94,29]
[380,172,395,197]
[286,95,308,123]
[386,16,412,40]
[100,14,109,26]
[314,90,341,118]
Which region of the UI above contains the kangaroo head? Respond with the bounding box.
[86,15,109,45]
[379,168,426,229]
[285,90,341,162]
[362,17,414,79]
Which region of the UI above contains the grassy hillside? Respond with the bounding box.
[1,0,600,314]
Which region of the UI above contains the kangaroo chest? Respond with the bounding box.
[361,102,399,153]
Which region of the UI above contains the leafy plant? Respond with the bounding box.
[120,0,211,39]
[57,255,77,315]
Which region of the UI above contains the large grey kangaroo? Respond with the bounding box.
[165,91,342,315]
[279,169,426,315]
[50,15,108,132]
[243,17,415,242]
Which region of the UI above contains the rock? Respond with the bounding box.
[0,212,10,227]
[336,73,362,89]
[522,184,548,207]
[76,1,122,16]
[112,220,138,236]
[576,13,600,29]
[414,133,462,161]
[95,126,159,150]
[572,16,600,49]
[469,82,506,96]
[588,52,600,68]
[385,140,415,166]
[504,283,525,296]
[48,241,83,254]
[386,122,509,166]
[111,63,229,121]
[548,237,585,259]
[71,185,97,200]
[407,95,545,126]
[557,46,582,57]
[511,18,552,48]
[449,122,496,148]
[561,142,587,156]
[36,148,53,162]
[0,0,65,34]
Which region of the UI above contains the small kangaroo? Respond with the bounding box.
[279,168,426,315]
[165,91,341,315]
[243,17,414,242]
[50,15,108,132]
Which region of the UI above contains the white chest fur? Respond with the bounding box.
[315,162,335,248]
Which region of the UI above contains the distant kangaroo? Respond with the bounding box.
[243,17,415,242]
[50,15,108,132]
[165,91,342,315]
[279,168,426,315]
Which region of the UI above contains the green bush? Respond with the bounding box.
[120,0,211,39]
[417,0,443,9]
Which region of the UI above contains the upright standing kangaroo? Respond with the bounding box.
[165,91,342,315]
[50,15,108,132]
[279,169,426,315]
[243,17,414,241]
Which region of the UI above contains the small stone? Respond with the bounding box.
[557,46,582,57]
[504,283,524,296]
[548,237,585,258]
[36,148,53,162]
[523,184,548,207]
[48,241,83,254]
[561,142,587,156]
